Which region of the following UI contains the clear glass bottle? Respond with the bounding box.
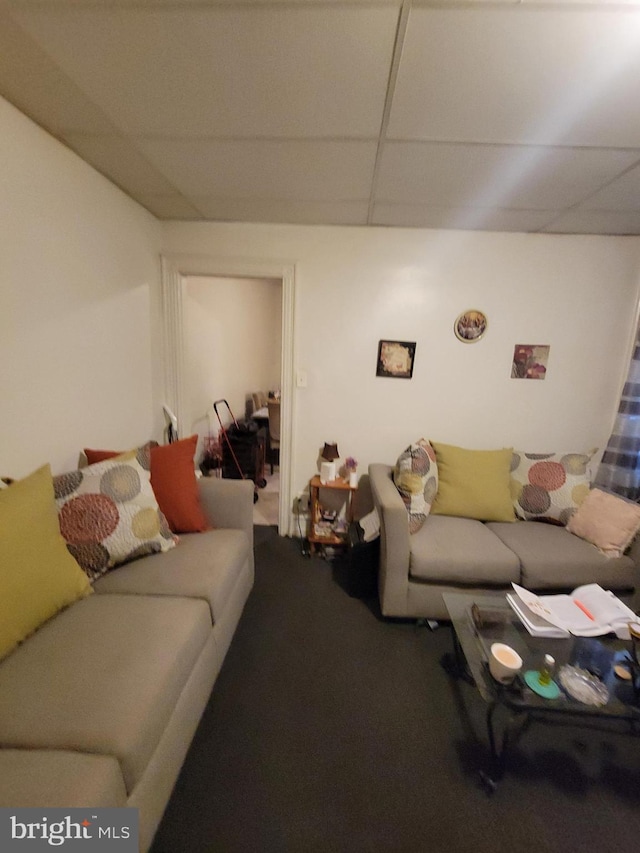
[539,654,555,686]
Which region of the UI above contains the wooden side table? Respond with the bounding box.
[308,474,357,555]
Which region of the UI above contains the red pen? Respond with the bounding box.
[574,599,595,621]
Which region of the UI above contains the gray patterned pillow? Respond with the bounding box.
[393,439,439,533]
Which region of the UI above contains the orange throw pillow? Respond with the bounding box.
[84,437,209,533]
[84,448,119,464]
[150,436,210,533]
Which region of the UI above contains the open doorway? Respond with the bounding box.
[161,253,296,537]
[183,274,282,527]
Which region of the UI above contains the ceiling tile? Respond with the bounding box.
[389,7,640,147]
[577,160,640,211]
[0,7,117,136]
[10,5,398,138]
[60,134,181,195]
[134,194,204,220]
[541,208,640,235]
[371,203,557,232]
[136,139,377,201]
[376,142,639,210]
[191,198,369,225]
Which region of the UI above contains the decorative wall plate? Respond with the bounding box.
[454,310,487,343]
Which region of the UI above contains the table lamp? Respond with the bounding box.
[320,442,339,483]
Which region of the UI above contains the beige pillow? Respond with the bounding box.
[567,488,640,557]
[431,442,515,523]
[0,464,92,662]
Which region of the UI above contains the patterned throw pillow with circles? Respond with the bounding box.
[393,439,439,533]
[510,449,596,525]
[54,448,176,582]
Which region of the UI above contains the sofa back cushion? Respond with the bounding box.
[0,464,92,662]
[430,442,515,523]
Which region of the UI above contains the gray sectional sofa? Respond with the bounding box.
[0,476,254,853]
[369,463,640,621]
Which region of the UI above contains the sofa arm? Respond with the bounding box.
[369,464,410,616]
[197,476,254,548]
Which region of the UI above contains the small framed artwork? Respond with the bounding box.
[454,310,488,343]
[511,344,550,380]
[376,340,416,379]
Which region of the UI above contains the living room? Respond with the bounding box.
[2,3,640,850]
[2,4,640,501]
[2,89,639,497]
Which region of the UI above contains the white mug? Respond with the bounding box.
[489,643,523,684]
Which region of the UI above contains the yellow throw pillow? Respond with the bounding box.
[431,442,516,523]
[0,464,92,662]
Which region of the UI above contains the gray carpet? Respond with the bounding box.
[151,527,640,853]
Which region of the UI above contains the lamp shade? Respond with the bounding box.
[321,442,339,461]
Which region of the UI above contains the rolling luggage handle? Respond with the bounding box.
[213,399,263,502]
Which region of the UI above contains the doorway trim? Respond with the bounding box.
[160,252,296,536]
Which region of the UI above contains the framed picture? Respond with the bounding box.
[376,340,416,379]
[454,310,488,343]
[511,344,550,380]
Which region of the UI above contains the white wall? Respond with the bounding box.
[162,222,640,507]
[0,96,162,478]
[184,275,282,453]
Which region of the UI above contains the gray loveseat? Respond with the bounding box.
[369,463,640,621]
[0,476,254,852]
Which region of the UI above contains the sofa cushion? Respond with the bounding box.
[486,521,636,590]
[0,594,211,794]
[430,442,515,522]
[0,749,127,808]
[409,515,521,585]
[510,450,595,524]
[566,488,640,558]
[54,451,176,581]
[0,464,92,663]
[393,439,438,533]
[93,529,251,623]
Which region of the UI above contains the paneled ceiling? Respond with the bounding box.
[1,0,640,234]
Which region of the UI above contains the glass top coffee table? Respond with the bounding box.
[442,591,640,790]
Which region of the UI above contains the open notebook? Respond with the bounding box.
[508,583,640,639]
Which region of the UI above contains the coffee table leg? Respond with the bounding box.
[482,702,529,792]
[486,702,506,784]
[440,629,475,685]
